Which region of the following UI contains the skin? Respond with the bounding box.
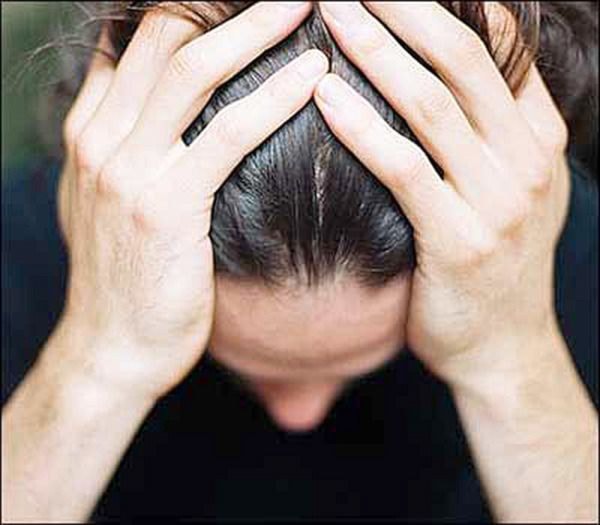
[1,1,598,522]
[209,274,411,431]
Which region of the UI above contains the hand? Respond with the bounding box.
[314,1,571,389]
[56,1,327,400]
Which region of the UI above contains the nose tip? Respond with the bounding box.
[249,380,345,433]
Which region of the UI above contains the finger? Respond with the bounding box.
[516,65,569,158]
[319,1,497,212]
[60,28,115,244]
[80,9,202,164]
[62,28,115,154]
[314,73,465,239]
[129,1,313,153]
[137,50,329,232]
[358,1,531,153]
[516,64,570,226]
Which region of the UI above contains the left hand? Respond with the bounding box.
[314,1,571,390]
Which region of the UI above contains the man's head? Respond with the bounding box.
[57,1,594,431]
[176,5,416,431]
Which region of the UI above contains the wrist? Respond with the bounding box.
[38,315,161,413]
[445,316,569,402]
[447,322,595,427]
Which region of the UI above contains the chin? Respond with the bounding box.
[266,402,334,434]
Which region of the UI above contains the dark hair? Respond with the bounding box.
[39,1,599,288]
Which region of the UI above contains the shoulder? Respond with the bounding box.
[554,157,598,406]
[1,159,68,404]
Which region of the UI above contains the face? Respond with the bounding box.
[208,273,411,432]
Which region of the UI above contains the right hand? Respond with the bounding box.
[55,1,327,401]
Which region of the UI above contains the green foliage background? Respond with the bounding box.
[2,2,72,176]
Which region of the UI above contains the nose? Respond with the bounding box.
[248,379,346,432]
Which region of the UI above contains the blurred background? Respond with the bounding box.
[2,2,73,175]
[1,2,598,179]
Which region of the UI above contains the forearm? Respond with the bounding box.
[1,320,156,522]
[450,324,599,523]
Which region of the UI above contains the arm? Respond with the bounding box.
[451,324,598,522]
[314,1,597,521]
[1,321,155,522]
[2,2,325,521]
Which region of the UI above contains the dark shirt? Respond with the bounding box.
[2,158,598,521]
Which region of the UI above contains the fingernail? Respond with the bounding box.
[296,50,328,80]
[316,74,349,107]
[320,1,357,24]
[278,1,310,10]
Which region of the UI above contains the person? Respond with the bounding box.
[2,1,598,521]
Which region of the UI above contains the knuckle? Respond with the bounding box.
[136,12,171,48]
[62,109,82,148]
[459,232,498,267]
[95,169,120,201]
[525,155,553,195]
[356,25,389,57]
[211,105,246,150]
[168,45,207,81]
[73,131,105,176]
[397,143,430,189]
[96,161,129,202]
[496,195,531,236]
[528,171,552,196]
[411,81,456,126]
[131,195,161,235]
[445,26,487,68]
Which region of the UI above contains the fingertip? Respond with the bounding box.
[315,73,352,109]
[304,48,329,67]
[294,49,329,81]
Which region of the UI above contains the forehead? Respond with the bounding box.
[208,274,411,378]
